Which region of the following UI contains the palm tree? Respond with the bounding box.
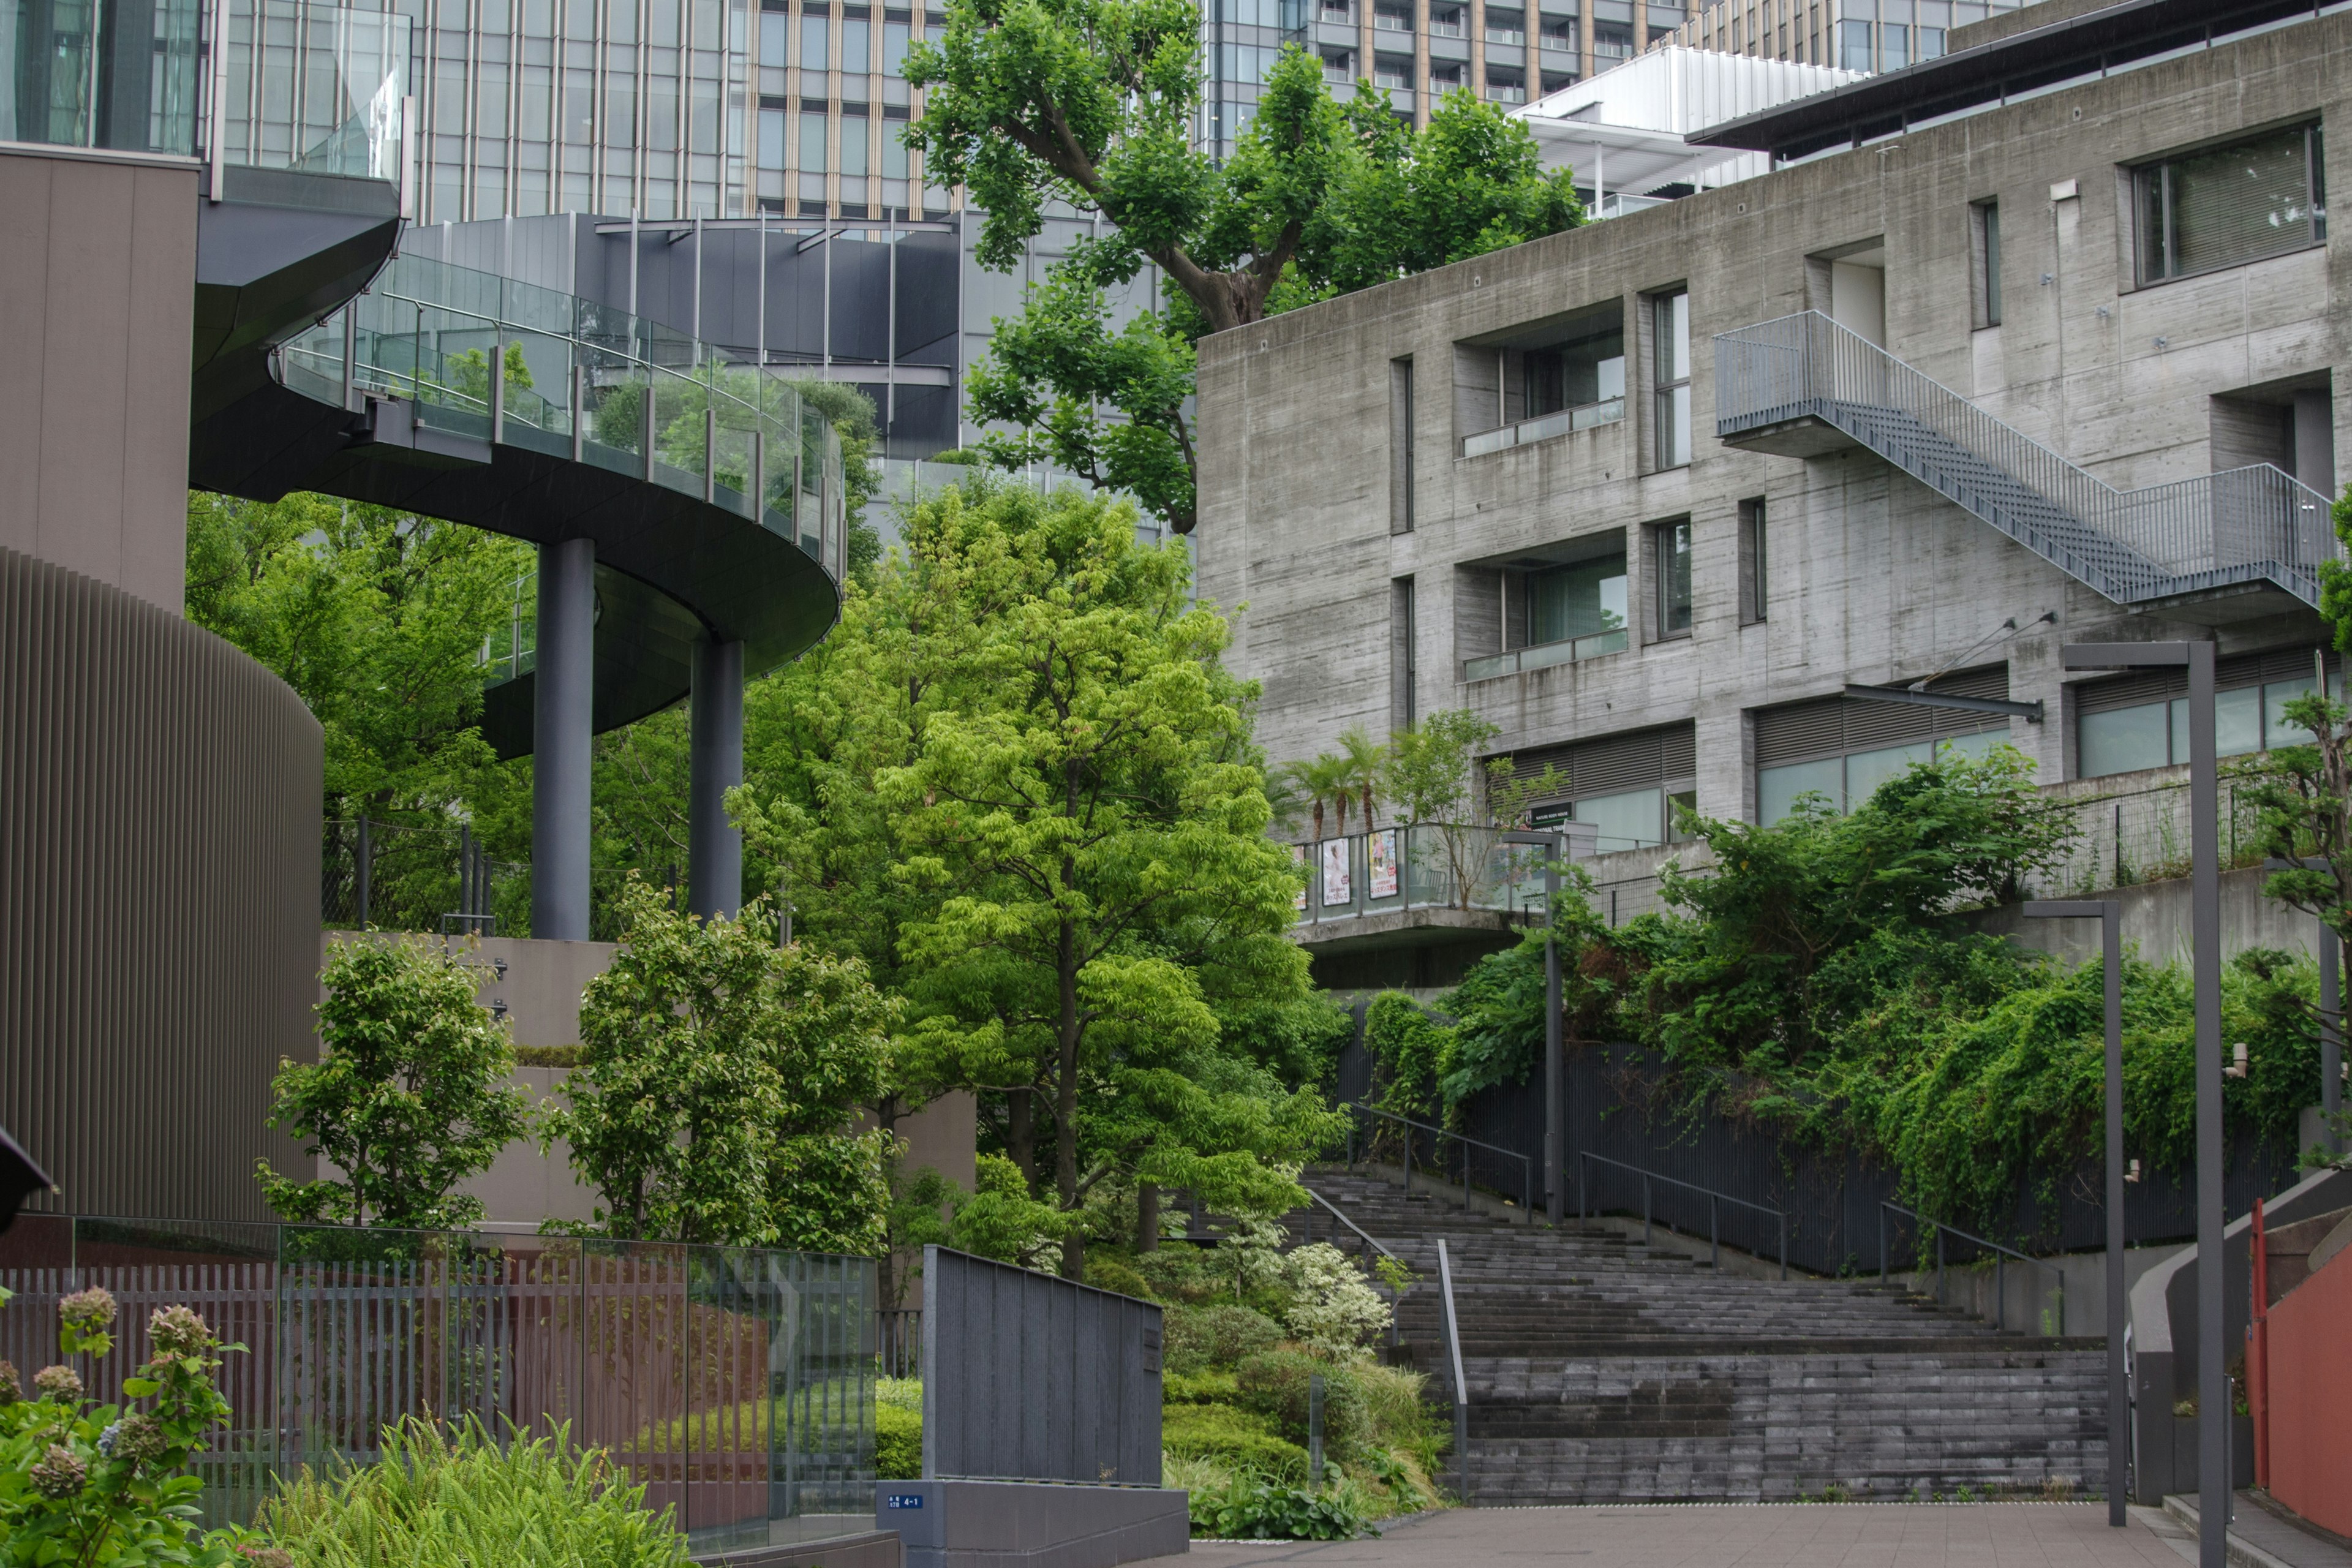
[1283,755,1349,840]
[1337,726,1386,832]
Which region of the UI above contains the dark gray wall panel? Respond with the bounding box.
[0,545,322,1223]
[921,1248,1162,1486]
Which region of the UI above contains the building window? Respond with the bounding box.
[1390,357,1415,535]
[1972,200,2003,328]
[1484,67,1525,104]
[1879,22,1906,70]
[1373,1,1411,28]
[1538,15,1574,49]
[1651,519,1692,639]
[1428,62,1463,88]
[1652,288,1690,470]
[1374,55,1411,89]
[1392,577,1416,733]
[2076,658,2331,778]
[1529,551,1629,647]
[1485,6,1526,43]
[1755,671,2017,826]
[2135,123,2326,286]
[1839,18,1870,70]
[1321,49,1354,86]
[1594,21,1633,60]
[1737,497,1766,624]
[1509,723,1699,855]
[1428,4,1464,37]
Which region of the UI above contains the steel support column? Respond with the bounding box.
[532,538,596,940]
[688,636,745,921]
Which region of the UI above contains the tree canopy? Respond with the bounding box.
[906,7,1581,532]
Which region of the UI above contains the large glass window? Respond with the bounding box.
[1529,553,1628,646]
[801,13,829,69]
[1523,322,1626,417]
[798,110,827,171]
[1652,519,1692,638]
[1973,200,2002,328]
[2136,124,2326,285]
[1839,18,1871,70]
[2078,676,2319,777]
[840,111,868,175]
[1759,731,2001,825]
[1653,289,1689,469]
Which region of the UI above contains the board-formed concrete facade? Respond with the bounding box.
[1197,6,2349,966]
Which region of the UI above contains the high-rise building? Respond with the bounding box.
[1649,0,2033,71]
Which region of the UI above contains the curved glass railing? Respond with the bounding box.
[276,252,849,585]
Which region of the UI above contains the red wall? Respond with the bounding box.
[2266,1242,2352,1536]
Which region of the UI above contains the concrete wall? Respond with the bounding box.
[1196,14,2346,851]
[0,148,197,615]
[1978,864,2332,968]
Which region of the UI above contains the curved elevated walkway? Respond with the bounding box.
[190,203,843,755]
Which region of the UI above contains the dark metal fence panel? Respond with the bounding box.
[920,1246,1161,1487]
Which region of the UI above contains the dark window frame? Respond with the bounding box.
[1649,517,1693,641]
[2133,121,2327,288]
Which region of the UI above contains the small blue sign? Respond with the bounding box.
[885,1494,925,1510]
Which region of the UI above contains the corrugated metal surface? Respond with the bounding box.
[0,545,321,1223]
[1754,663,2010,768]
[1498,720,1698,798]
[2074,645,2335,717]
[921,1246,1161,1486]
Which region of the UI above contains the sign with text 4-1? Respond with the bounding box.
[885,1494,925,1510]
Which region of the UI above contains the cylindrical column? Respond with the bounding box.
[688,637,745,921]
[532,538,596,940]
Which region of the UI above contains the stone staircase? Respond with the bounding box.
[1283,1169,2108,1506]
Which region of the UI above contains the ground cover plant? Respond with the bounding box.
[1363,749,2335,1239]
[260,1415,690,1568]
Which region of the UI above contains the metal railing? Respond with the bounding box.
[323,816,523,935]
[1346,1103,1535,1220]
[1435,1237,1470,1506]
[876,1306,921,1378]
[1293,823,1557,925]
[1460,394,1625,458]
[1714,311,2339,608]
[1879,1202,2064,1335]
[1462,625,1630,683]
[1578,1151,1789,1279]
[276,252,850,584]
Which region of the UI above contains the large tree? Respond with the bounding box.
[905,6,1581,531]
[734,477,1342,1279]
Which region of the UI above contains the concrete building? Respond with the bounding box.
[1649,0,2035,69]
[1195,0,2348,986]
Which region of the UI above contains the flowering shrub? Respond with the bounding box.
[0,1286,252,1566]
[1276,1245,1392,1357]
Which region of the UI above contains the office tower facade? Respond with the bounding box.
[1650,0,2031,71]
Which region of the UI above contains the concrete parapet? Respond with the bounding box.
[878,1481,1187,1568]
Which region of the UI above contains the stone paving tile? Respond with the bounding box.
[1152,1504,2188,1568]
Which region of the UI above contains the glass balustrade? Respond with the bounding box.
[1291,824,1558,925]
[276,252,848,584]
[1460,394,1626,457]
[1460,626,1629,682]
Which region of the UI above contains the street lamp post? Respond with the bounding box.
[1500,823,1594,1226]
[2065,641,2223,1566]
[2022,897,2125,1528]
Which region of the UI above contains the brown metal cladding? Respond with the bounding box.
[1,543,322,1223]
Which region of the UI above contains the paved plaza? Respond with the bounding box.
[1159,1504,2217,1568]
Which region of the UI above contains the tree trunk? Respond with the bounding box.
[1007,1088,1038,1194]
[1137,1183,1159,1253]
[1057,908,1084,1283]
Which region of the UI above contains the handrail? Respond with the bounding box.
[1578,1150,1788,1279]
[1346,1102,1534,1220]
[1435,1237,1470,1506]
[1879,1201,2064,1335]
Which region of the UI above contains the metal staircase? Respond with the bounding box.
[1714,311,2338,610]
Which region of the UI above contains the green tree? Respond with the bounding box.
[905,9,1581,532]
[549,879,896,1250]
[257,937,532,1229]
[184,491,533,825]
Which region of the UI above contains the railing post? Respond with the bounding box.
[354,815,371,927]
[342,307,357,411]
[643,380,657,481]
[1779,1213,1787,1281]
[1879,1207,1887,1286]
[491,330,506,443]
[1577,1154,1585,1226]
[1642,1176,1651,1246]
[1936,1228,1946,1304]
[570,361,584,462]
[1996,1253,2005,1332]
[1710,1196,1719,1270]
[1462,1137,1471,1210]
[703,405,717,503]
[748,429,764,521]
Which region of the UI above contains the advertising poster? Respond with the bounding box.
[1291,843,1309,911]
[1320,839,1352,907]
[1368,828,1400,899]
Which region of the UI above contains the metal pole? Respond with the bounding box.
[2188,640,2226,1567]
[1879,1207,1887,1286]
[1308,1373,1325,1487]
[2324,929,2344,1158]
[1545,835,1564,1225]
[570,361,584,462]
[1642,1175,1651,1245]
[491,328,507,443]
[1779,1213,1787,1281]
[2103,901,2127,1525]
[1710,1196,1719,1270]
[355,814,371,927]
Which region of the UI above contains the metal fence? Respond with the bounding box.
[921,1246,1160,1487]
[322,818,522,935]
[1291,823,1559,927]
[0,1215,876,1553]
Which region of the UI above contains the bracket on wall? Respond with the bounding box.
[1841,684,2045,723]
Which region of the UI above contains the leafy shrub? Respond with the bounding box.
[1162,1305,1282,1374]
[1159,1404,1307,1482]
[875,1404,921,1482]
[876,1377,923,1413]
[1234,1351,1370,1457]
[1160,1370,1238,1405]
[262,1415,690,1568]
[1275,1245,1392,1355]
[1187,1474,1369,1540]
[1082,1259,1156,1301]
[1132,1247,1221,1304]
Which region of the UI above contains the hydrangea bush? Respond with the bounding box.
[1275,1245,1392,1357]
[0,1286,255,1566]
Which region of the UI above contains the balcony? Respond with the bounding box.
[1292,824,1563,928]
[1461,627,1627,682]
[1460,394,1624,456]
[1483,83,1528,104]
